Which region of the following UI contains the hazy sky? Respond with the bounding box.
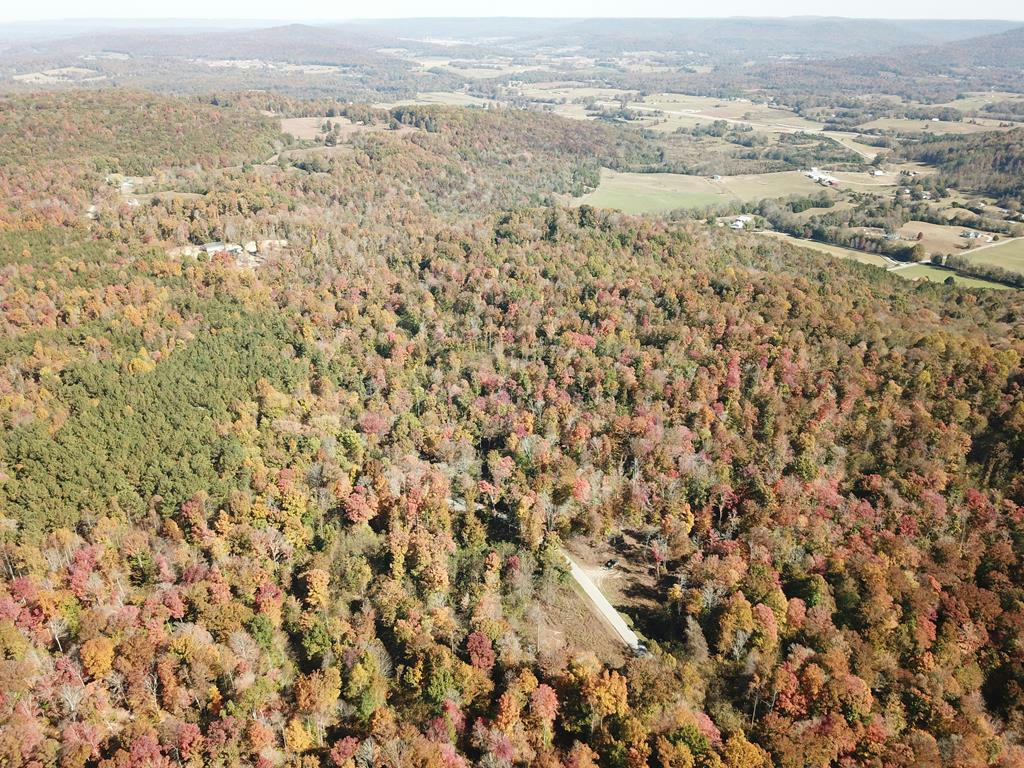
[3,2,1023,23]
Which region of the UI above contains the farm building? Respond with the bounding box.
[805,167,837,186]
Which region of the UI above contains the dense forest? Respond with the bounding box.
[2,86,1024,768]
[896,129,1024,202]
[0,91,282,174]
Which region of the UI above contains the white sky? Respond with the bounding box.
[2,2,1023,23]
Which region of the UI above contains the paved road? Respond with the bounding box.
[885,236,1021,271]
[962,236,1021,255]
[888,259,930,271]
[561,550,643,653]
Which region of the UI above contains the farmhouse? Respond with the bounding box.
[730,215,753,230]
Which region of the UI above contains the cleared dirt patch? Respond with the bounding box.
[564,534,664,643]
[525,576,627,672]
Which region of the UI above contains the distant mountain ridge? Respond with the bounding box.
[3,16,1022,61]
[496,17,1023,58]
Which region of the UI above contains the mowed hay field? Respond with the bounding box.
[857,117,1015,134]
[966,238,1024,275]
[636,94,822,133]
[896,221,987,256]
[374,91,501,109]
[577,169,823,214]
[930,91,1024,111]
[897,264,1011,289]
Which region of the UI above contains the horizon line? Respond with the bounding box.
[4,14,1024,24]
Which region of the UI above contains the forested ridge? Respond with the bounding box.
[896,128,1024,201]
[1,92,1024,768]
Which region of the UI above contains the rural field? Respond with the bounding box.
[635,93,823,133]
[895,263,1012,288]
[896,220,992,256]
[280,116,416,140]
[857,117,1016,134]
[792,200,855,220]
[929,91,1024,111]
[374,91,498,109]
[577,168,823,213]
[760,231,1010,289]
[965,237,1024,274]
[758,231,892,267]
[821,131,881,160]
[412,56,543,79]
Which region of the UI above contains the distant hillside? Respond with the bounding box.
[6,17,1022,64]
[725,25,1024,104]
[0,23,448,100]
[508,17,1022,58]
[923,25,1024,68]
[350,17,1022,59]
[3,17,1023,102]
[831,25,1024,78]
[4,23,396,66]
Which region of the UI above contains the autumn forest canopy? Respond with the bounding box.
[1,19,1024,768]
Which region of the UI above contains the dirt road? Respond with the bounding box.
[561,549,643,653]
